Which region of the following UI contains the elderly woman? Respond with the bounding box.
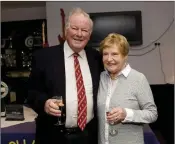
[97,33,158,144]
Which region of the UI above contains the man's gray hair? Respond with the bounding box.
[65,7,93,33]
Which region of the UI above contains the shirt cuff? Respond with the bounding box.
[122,108,134,123]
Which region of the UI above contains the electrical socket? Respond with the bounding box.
[154,42,161,46]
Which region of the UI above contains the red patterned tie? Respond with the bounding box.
[73,53,87,131]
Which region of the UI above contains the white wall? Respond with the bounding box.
[46,1,174,85]
[1,6,46,22]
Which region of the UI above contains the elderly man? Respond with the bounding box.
[27,7,103,144]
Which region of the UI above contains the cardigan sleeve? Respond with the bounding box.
[123,74,158,124]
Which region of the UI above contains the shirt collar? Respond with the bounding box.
[64,41,85,59]
[121,64,131,77]
[105,63,131,78]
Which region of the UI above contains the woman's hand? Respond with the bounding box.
[107,107,126,124]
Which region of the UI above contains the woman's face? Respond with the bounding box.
[102,45,127,75]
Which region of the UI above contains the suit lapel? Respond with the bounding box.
[55,44,66,110]
[85,48,103,116]
[85,48,96,95]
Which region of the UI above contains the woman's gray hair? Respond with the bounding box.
[65,7,93,33]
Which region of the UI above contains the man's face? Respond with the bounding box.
[65,14,91,52]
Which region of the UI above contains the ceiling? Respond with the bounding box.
[1,1,46,9]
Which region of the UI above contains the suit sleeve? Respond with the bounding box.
[123,74,158,124]
[27,51,48,116]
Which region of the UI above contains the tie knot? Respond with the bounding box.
[73,53,79,58]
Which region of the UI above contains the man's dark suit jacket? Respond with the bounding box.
[27,43,103,143]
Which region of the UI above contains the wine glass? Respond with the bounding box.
[106,107,118,136]
[52,96,65,126]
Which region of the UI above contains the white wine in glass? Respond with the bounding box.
[52,96,65,126]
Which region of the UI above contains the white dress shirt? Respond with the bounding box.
[64,41,94,128]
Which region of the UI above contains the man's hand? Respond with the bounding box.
[44,99,61,116]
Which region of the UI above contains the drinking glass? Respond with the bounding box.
[52,96,65,126]
[106,107,118,136]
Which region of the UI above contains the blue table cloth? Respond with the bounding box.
[1,122,159,144]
